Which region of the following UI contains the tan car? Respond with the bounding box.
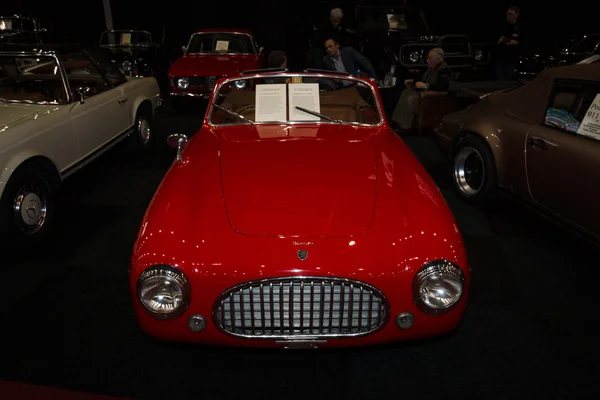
[438,62,600,243]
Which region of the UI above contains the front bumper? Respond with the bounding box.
[170,91,211,100]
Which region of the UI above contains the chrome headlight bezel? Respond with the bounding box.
[412,259,465,316]
[122,60,132,72]
[136,264,191,320]
[177,77,189,89]
[409,51,420,63]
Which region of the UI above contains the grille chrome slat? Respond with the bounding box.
[213,277,389,339]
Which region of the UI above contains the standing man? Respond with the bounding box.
[495,5,522,80]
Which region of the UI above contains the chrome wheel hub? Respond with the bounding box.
[454,147,485,196]
[13,186,47,233]
[138,117,151,144]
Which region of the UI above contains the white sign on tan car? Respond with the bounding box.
[0,45,162,247]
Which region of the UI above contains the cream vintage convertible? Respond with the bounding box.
[0,44,162,246]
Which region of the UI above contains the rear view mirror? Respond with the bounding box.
[181,46,187,53]
[167,133,189,161]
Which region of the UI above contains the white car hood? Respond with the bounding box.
[0,103,56,131]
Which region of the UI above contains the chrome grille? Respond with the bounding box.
[213,277,389,339]
[206,76,217,90]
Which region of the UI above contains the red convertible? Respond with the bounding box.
[130,71,470,348]
[168,28,264,109]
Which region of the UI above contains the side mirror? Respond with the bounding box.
[76,86,90,104]
[181,45,187,53]
[167,133,189,161]
[259,46,264,54]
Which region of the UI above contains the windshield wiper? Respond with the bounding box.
[212,102,254,124]
[295,106,341,123]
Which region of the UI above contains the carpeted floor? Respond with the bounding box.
[1,102,599,400]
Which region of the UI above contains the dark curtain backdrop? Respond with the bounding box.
[3,0,592,53]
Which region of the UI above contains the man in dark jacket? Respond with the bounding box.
[494,5,522,80]
[390,47,451,131]
[322,37,377,79]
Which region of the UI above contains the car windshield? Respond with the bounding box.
[209,74,382,126]
[0,54,67,104]
[566,35,600,53]
[100,31,152,46]
[186,33,254,54]
[0,17,35,32]
[356,7,428,33]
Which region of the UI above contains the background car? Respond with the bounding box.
[168,28,264,110]
[130,70,470,348]
[99,29,173,94]
[438,62,600,244]
[352,5,494,84]
[0,14,68,46]
[0,43,161,247]
[517,33,600,78]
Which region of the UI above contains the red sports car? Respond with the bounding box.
[130,71,470,348]
[168,29,264,108]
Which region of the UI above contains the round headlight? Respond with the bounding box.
[409,51,420,63]
[136,264,191,320]
[122,60,132,72]
[474,49,483,61]
[177,77,189,89]
[412,260,465,315]
[235,80,246,89]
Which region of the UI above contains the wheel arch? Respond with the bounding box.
[0,154,62,201]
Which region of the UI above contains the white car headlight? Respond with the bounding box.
[474,49,483,61]
[409,51,420,63]
[177,77,189,89]
[412,260,465,315]
[136,264,191,320]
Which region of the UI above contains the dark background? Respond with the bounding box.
[3,0,593,54]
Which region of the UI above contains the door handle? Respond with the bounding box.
[118,98,128,104]
[527,137,547,149]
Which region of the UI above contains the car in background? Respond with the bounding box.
[352,5,493,83]
[0,14,67,46]
[439,63,600,244]
[517,33,600,78]
[99,29,172,94]
[130,70,470,348]
[168,29,264,110]
[0,44,161,247]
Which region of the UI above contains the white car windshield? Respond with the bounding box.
[209,74,382,126]
[0,55,67,104]
[100,31,152,46]
[186,33,254,54]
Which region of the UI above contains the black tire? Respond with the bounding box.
[0,162,56,247]
[129,106,153,151]
[452,135,499,204]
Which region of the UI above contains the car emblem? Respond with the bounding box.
[297,249,308,261]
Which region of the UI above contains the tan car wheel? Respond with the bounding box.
[452,136,498,203]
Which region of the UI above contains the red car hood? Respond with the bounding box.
[216,124,378,237]
[169,54,259,77]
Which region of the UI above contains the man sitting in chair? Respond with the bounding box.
[390,47,451,132]
[322,37,377,79]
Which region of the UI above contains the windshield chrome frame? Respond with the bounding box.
[0,50,72,105]
[99,29,153,47]
[206,73,384,128]
[184,31,257,56]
